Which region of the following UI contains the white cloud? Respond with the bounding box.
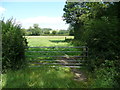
[19,16,69,30]
[0,6,6,14]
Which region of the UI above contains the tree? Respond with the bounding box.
[63,2,88,39]
[52,30,57,35]
[32,24,42,35]
[44,31,50,35]
[33,24,39,29]
[58,30,69,35]
[63,2,111,40]
[42,28,52,35]
[42,28,52,31]
[27,24,42,36]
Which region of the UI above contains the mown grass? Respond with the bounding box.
[25,36,74,47]
[2,36,89,88]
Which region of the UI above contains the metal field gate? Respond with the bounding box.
[26,46,88,68]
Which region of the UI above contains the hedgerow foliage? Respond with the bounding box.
[63,2,120,88]
[2,19,28,72]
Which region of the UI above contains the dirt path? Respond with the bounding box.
[71,68,87,81]
[56,56,87,82]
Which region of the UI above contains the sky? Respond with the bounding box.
[0,1,69,30]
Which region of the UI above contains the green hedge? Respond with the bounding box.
[2,19,28,72]
[90,60,120,88]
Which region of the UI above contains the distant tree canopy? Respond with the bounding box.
[42,28,52,35]
[26,24,42,36]
[52,30,57,35]
[44,30,50,34]
[58,30,69,35]
[42,28,52,31]
[24,24,69,36]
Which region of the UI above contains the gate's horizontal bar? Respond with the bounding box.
[27,51,87,52]
[29,63,82,65]
[29,66,81,68]
[28,46,87,48]
[29,60,86,62]
[27,55,87,57]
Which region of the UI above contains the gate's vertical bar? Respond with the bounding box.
[83,46,87,59]
[83,46,88,67]
[86,46,88,58]
[85,46,88,68]
[82,46,84,60]
[82,46,86,67]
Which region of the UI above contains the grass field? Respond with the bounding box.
[2,36,89,88]
[26,36,74,47]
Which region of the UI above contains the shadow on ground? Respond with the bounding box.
[49,40,66,43]
[49,38,74,43]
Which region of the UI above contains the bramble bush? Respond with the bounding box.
[2,18,28,72]
[91,60,120,88]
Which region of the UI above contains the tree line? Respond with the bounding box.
[23,24,70,36]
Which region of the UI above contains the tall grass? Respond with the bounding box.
[2,67,87,88]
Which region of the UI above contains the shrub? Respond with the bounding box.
[2,18,28,72]
[81,16,120,72]
[91,60,120,88]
